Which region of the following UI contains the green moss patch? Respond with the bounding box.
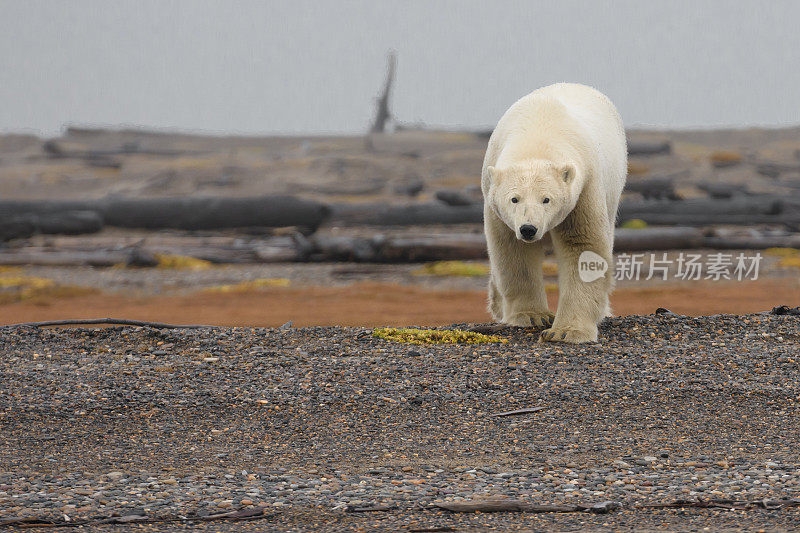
[372,327,507,345]
[412,261,490,277]
[620,219,648,229]
[764,247,799,258]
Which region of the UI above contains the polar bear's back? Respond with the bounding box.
[513,84,626,177]
[533,83,623,139]
[538,84,626,219]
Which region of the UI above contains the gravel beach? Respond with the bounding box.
[1,312,799,531]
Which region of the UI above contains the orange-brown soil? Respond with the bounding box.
[1,279,797,328]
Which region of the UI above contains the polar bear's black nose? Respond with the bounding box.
[520,224,538,240]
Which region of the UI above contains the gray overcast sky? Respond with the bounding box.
[1,0,799,136]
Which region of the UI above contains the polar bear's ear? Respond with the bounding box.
[487,166,498,180]
[560,163,576,183]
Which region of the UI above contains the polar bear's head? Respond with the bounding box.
[486,160,579,242]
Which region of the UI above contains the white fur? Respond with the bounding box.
[481,83,627,343]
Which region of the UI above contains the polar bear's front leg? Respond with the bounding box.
[488,230,553,327]
[487,276,503,321]
[542,227,612,343]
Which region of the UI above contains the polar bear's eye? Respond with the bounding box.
[543,197,550,204]
[511,197,519,204]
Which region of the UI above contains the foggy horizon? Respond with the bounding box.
[2,0,800,137]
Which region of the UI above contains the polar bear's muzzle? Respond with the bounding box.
[519,224,538,242]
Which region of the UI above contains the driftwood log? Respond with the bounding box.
[0,250,132,267]
[696,182,751,199]
[334,195,800,229]
[434,189,479,206]
[101,196,330,231]
[0,211,103,241]
[330,203,483,226]
[627,141,671,156]
[632,213,800,227]
[624,175,680,200]
[35,211,104,234]
[255,234,314,263]
[4,193,800,243]
[378,234,488,262]
[310,228,793,262]
[43,140,206,159]
[702,234,800,249]
[617,196,800,227]
[0,196,330,235]
[614,227,704,251]
[148,246,259,264]
[620,196,782,218]
[311,235,382,262]
[307,234,488,262]
[1,226,798,267]
[308,229,707,263]
[0,215,37,241]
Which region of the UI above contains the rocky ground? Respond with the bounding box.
[1,312,799,530]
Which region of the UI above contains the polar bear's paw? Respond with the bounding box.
[539,325,598,344]
[503,311,554,328]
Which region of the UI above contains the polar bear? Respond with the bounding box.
[481,83,627,343]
